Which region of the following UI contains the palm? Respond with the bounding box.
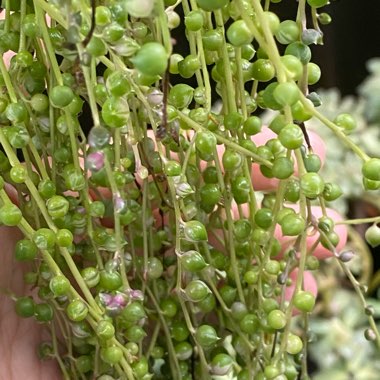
[0,226,60,379]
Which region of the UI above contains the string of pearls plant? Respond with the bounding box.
[0,0,379,379]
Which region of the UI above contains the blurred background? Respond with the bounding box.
[286,0,380,95]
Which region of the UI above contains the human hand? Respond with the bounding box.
[0,226,60,379]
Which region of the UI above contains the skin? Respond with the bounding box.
[0,226,60,379]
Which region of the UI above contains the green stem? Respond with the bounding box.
[158,0,173,55]
[145,319,161,358]
[65,113,82,173]
[239,0,286,83]
[215,10,236,113]
[190,0,212,111]
[339,261,380,349]
[51,322,71,379]
[103,158,130,289]
[77,45,101,128]
[34,0,67,27]
[59,247,102,316]
[301,314,309,377]
[296,0,309,94]
[224,176,245,303]
[337,216,380,225]
[182,0,204,88]
[118,357,135,380]
[296,0,307,30]
[49,106,57,183]
[0,55,17,102]
[273,150,308,364]
[180,132,197,177]
[311,7,323,37]
[166,179,210,377]
[19,0,27,51]
[28,141,49,180]
[4,0,11,32]
[142,180,149,284]
[235,47,248,118]
[301,99,370,161]
[106,54,166,160]
[34,3,63,85]
[293,149,308,292]
[145,286,181,379]
[319,227,380,349]
[114,128,121,169]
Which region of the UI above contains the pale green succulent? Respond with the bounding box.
[309,290,380,380]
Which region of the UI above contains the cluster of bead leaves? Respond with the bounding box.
[0,0,379,379]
